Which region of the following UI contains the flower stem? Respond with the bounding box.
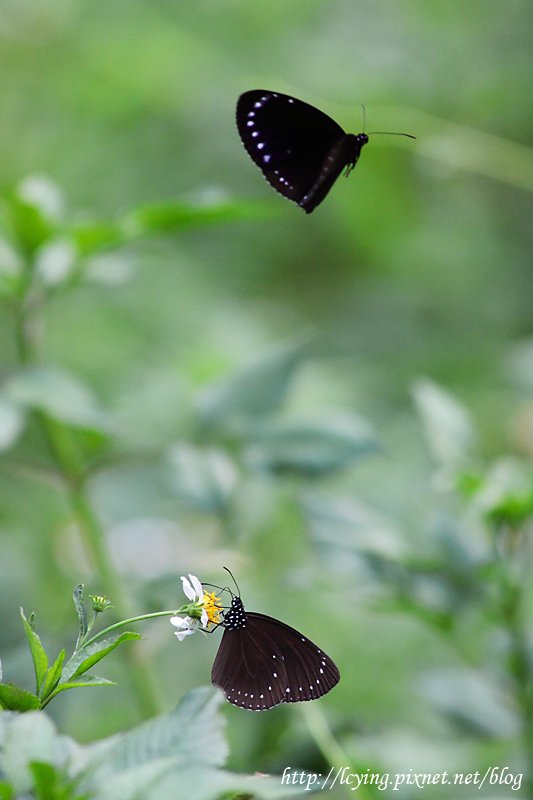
[13,291,160,718]
[83,610,182,648]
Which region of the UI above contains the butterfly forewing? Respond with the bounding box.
[236,90,361,213]
[211,597,340,711]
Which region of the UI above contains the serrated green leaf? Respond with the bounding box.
[40,649,66,701]
[83,687,227,787]
[245,413,379,476]
[0,712,73,794]
[72,585,88,650]
[50,676,116,699]
[0,683,40,711]
[4,366,110,432]
[62,632,140,683]
[20,608,48,695]
[198,340,310,429]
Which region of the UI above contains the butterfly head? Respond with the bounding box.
[223,595,247,631]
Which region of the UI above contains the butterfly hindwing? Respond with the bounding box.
[236,89,360,212]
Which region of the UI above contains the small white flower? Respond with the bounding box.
[170,615,197,641]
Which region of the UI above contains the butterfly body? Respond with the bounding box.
[236,89,369,213]
[211,595,340,710]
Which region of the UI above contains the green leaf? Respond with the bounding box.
[198,340,310,429]
[412,378,474,470]
[84,687,227,785]
[50,676,116,698]
[0,683,40,711]
[2,192,55,257]
[72,585,88,650]
[245,413,379,476]
[0,236,24,298]
[61,632,141,683]
[30,762,89,800]
[20,608,48,695]
[0,782,14,800]
[70,220,125,257]
[0,712,74,794]
[167,444,238,513]
[123,195,275,237]
[40,649,66,702]
[4,366,110,432]
[0,395,25,452]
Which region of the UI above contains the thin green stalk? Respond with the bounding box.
[299,703,380,799]
[82,610,181,648]
[13,290,160,718]
[494,524,533,794]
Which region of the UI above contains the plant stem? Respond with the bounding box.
[299,703,380,799]
[13,291,160,718]
[83,610,182,648]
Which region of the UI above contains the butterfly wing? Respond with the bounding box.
[211,611,340,710]
[236,90,352,213]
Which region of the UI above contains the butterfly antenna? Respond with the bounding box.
[367,130,416,139]
[223,566,242,597]
[360,103,366,133]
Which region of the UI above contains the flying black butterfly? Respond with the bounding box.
[210,569,340,710]
[236,89,415,213]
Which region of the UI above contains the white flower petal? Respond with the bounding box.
[188,573,204,602]
[170,615,187,628]
[200,609,209,628]
[180,575,195,601]
[175,627,195,641]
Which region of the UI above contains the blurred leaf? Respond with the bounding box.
[0,712,74,794]
[29,762,89,800]
[470,458,533,526]
[123,195,275,237]
[245,413,379,476]
[412,378,474,471]
[167,444,238,513]
[61,632,141,684]
[70,220,126,257]
[0,782,14,800]
[198,340,310,429]
[35,239,77,287]
[20,608,48,695]
[4,366,110,432]
[0,395,25,452]
[84,253,135,286]
[81,687,303,800]
[83,687,227,786]
[0,683,40,711]
[1,176,63,257]
[0,236,23,297]
[303,493,404,576]
[422,668,519,739]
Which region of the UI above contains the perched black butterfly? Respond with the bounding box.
[211,571,340,711]
[236,89,415,213]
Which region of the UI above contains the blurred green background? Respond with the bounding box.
[1,0,532,797]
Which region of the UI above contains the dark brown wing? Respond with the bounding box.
[211,611,340,710]
[236,90,353,212]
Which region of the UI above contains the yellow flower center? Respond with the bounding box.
[203,591,223,626]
